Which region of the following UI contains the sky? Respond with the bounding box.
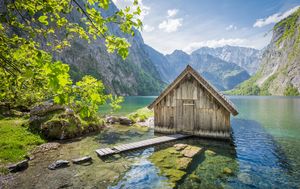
[113,0,300,54]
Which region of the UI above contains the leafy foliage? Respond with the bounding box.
[128,107,153,122]
[1,0,142,60]
[284,84,300,96]
[71,76,108,118]
[0,0,143,117]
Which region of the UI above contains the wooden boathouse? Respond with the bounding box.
[148,65,238,139]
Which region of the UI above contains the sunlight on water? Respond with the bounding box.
[5,96,300,188]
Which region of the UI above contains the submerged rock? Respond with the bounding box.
[176,157,191,170]
[149,144,203,187]
[7,159,29,173]
[119,117,132,125]
[72,156,92,164]
[180,146,202,158]
[174,144,188,151]
[238,173,252,185]
[48,160,70,170]
[223,167,233,175]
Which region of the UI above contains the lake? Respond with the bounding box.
[105,96,300,188]
[5,96,300,188]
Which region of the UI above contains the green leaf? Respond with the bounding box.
[38,15,48,25]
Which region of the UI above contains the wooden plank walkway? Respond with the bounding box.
[95,134,190,157]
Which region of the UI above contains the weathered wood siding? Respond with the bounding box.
[154,75,231,139]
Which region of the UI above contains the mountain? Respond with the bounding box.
[229,8,300,96]
[189,54,250,90]
[143,45,175,83]
[192,45,262,75]
[47,2,165,96]
[147,49,250,91]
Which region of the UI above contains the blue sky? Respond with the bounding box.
[113,0,300,54]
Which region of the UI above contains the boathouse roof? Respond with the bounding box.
[148,65,238,116]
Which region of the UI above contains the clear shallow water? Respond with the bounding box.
[3,96,300,188]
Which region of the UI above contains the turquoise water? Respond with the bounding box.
[99,96,156,116]
[109,96,300,188]
[4,96,300,188]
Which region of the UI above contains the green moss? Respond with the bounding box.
[131,124,149,132]
[127,107,153,123]
[205,149,216,156]
[284,84,300,96]
[0,118,45,165]
[184,148,238,188]
[149,145,202,187]
[188,173,201,183]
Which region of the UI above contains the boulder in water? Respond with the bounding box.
[119,117,132,125]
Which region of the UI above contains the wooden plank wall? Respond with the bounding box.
[154,75,231,138]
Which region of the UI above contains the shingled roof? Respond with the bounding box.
[148,65,238,116]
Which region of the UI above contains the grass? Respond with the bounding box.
[0,118,45,165]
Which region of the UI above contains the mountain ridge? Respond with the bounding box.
[228,8,300,96]
[148,46,259,91]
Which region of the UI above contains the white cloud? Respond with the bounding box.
[253,5,300,28]
[183,38,247,53]
[167,9,178,17]
[225,24,237,31]
[143,24,155,32]
[158,9,182,33]
[159,18,183,33]
[112,0,150,21]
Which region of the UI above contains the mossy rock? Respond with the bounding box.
[180,146,202,158]
[205,149,216,156]
[163,168,186,186]
[176,157,192,170]
[149,145,202,187]
[29,103,104,140]
[127,107,154,123]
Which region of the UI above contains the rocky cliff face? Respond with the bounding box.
[230,8,300,96]
[50,2,165,96]
[189,54,250,90]
[193,46,262,75]
[149,49,250,91]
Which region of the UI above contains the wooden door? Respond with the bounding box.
[182,99,195,133]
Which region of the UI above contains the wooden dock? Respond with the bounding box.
[96,134,190,157]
